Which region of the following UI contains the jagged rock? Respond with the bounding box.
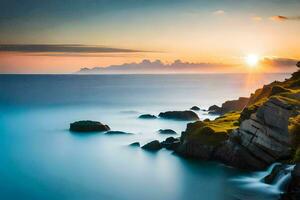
[175,97,294,170]
[142,140,162,151]
[159,110,199,121]
[158,129,177,134]
[129,142,140,147]
[221,97,249,113]
[208,105,222,114]
[161,137,180,150]
[281,164,300,200]
[208,98,249,115]
[138,114,157,119]
[219,97,293,169]
[297,61,300,68]
[69,120,110,132]
[190,106,200,111]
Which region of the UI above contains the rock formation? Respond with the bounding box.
[158,129,177,134]
[70,120,110,132]
[208,97,249,115]
[159,110,199,121]
[176,97,294,170]
[138,114,157,119]
[190,106,200,111]
[142,140,162,151]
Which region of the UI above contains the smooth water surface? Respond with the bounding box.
[0,73,290,200]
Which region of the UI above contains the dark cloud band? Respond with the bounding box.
[0,44,149,53]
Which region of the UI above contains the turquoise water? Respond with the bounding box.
[0,74,290,200]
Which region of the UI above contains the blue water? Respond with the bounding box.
[0,73,290,200]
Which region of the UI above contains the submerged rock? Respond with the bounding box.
[190,106,200,111]
[141,140,162,151]
[70,120,110,132]
[138,114,157,119]
[158,129,177,134]
[129,142,140,147]
[106,131,132,135]
[159,110,199,121]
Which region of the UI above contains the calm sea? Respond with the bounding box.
[0,73,290,200]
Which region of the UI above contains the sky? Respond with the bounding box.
[0,0,300,73]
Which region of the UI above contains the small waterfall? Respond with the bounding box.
[229,163,295,200]
[273,165,295,192]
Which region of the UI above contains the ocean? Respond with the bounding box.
[0,73,291,200]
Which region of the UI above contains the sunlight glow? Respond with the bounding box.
[245,54,259,67]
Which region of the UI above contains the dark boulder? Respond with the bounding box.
[129,142,140,147]
[190,106,200,111]
[141,140,162,151]
[138,114,157,119]
[158,129,177,134]
[70,120,110,132]
[159,110,199,121]
[208,105,222,114]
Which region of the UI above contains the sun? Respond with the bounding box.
[245,54,259,67]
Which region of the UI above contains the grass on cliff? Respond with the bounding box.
[184,112,240,146]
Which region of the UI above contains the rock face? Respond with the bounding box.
[281,164,300,200]
[138,114,157,119]
[208,97,249,115]
[70,120,110,132]
[159,110,199,121]
[176,97,293,170]
[216,97,293,170]
[158,129,177,134]
[190,106,200,111]
[142,140,162,151]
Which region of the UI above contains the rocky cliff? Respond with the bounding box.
[175,62,300,170]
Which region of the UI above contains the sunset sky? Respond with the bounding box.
[0,0,300,73]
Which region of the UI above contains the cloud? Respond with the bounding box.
[260,57,298,67]
[77,59,233,74]
[0,44,149,54]
[270,15,300,22]
[252,16,262,21]
[213,10,225,15]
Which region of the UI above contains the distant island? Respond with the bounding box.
[76,58,298,74]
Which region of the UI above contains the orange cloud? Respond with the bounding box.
[270,15,288,22]
[269,15,300,22]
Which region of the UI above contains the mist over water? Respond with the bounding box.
[0,73,290,200]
